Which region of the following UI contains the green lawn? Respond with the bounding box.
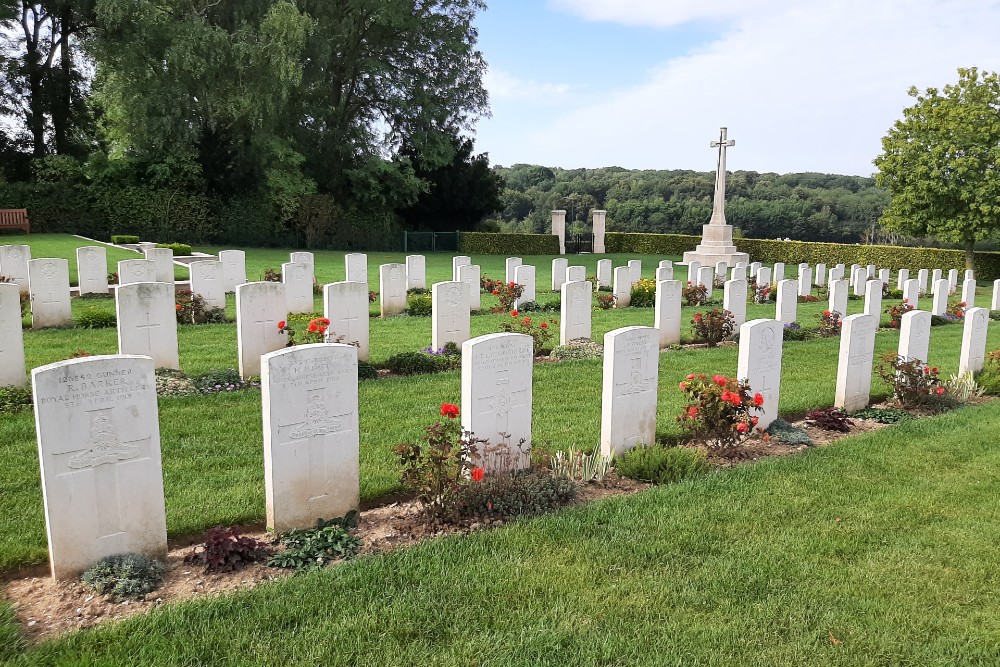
[4,403,1000,665]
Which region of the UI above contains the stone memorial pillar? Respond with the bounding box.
[552,210,567,255]
[592,210,606,254]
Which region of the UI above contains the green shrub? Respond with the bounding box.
[405,293,432,316]
[81,553,165,600]
[75,307,117,329]
[383,350,457,375]
[765,419,814,446]
[111,235,139,244]
[605,232,700,256]
[0,384,32,413]
[550,338,603,361]
[451,469,577,520]
[268,514,361,572]
[184,525,271,572]
[614,445,710,484]
[629,278,657,308]
[156,242,193,256]
[458,231,559,255]
[358,361,378,380]
[852,407,914,423]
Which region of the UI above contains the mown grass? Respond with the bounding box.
[4,403,1000,665]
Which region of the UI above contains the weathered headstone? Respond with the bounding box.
[798,267,812,297]
[0,283,26,386]
[815,263,827,287]
[853,270,868,297]
[757,266,772,288]
[32,355,167,579]
[864,278,883,319]
[189,259,226,310]
[828,266,843,283]
[514,264,536,307]
[28,258,72,328]
[773,262,785,284]
[917,269,929,293]
[432,281,471,349]
[724,278,748,327]
[628,260,642,284]
[931,279,949,316]
[658,260,673,270]
[903,279,920,307]
[948,269,959,293]
[290,251,313,267]
[406,255,426,290]
[898,309,931,364]
[505,257,522,284]
[116,282,179,369]
[688,261,702,285]
[76,246,109,295]
[560,280,593,345]
[749,261,761,279]
[218,250,247,293]
[323,281,370,361]
[461,333,534,471]
[879,268,890,284]
[834,313,878,412]
[262,344,360,533]
[600,326,659,456]
[567,265,586,282]
[143,248,174,284]
[958,307,989,375]
[829,279,849,317]
[730,265,746,281]
[551,258,568,291]
[345,253,368,284]
[0,243,30,290]
[715,261,728,279]
[282,261,314,314]
[931,269,942,289]
[897,268,910,291]
[613,267,631,307]
[850,265,862,287]
[596,259,612,288]
[961,278,976,308]
[379,263,407,316]
[458,264,481,311]
[236,282,287,378]
[775,279,797,325]
[737,318,783,430]
[698,266,715,300]
[118,259,156,286]
[656,266,673,282]
[654,280,682,348]
[965,269,975,282]
[451,256,471,281]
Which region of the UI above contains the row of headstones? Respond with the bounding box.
[29,294,995,581]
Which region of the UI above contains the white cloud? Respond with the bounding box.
[483,68,574,102]
[479,0,1000,175]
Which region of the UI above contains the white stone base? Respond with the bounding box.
[682,248,751,267]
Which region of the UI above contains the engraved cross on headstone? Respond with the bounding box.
[135,311,161,352]
[709,127,735,226]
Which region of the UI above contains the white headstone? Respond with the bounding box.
[834,313,878,412]
[897,268,910,291]
[898,309,931,364]
[879,268,890,284]
[613,267,631,307]
[866,264,877,279]
[698,266,715,300]
[688,261,701,285]
[514,264,536,307]
[560,280,593,345]
[757,267,772,289]
[290,251,313,267]
[458,264,481,311]
[815,263,827,287]
[917,269,929,293]
[551,258,568,291]
[958,307,990,375]
[32,355,167,579]
[654,280,682,348]
[0,244,30,290]
[931,269,943,289]
[730,265,747,281]
[218,250,247,293]
[592,210,607,254]
[282,261,314,315]
[567,265,586,282]
[596,259,612,288]
[117,259,156,286]
[236,282,287,378]
[143,248,174,284]
[798,267,812,297]
[992,279,1000,311]
[28,258,72,329]
[715,261,728,279]
[432,281,471,350]
[345,253,368,284]
[724,278,748,327]
[406,255,426,290]
[775,279,797,325]
[600,326,659,456]
[947,269,959,292]
[853,270,868,297]
[189,260,226,311]
[76,246,109,295]
[931,279,949,316]
[656,266,674,282]
[828,266,843,283]
[0,283,27,386]
[864,278,883,319]
[961,278,976,308]
[737,319,783,430]
[379,263,407,316]
[451,255,471,281]
[116,282,179,370]
[903,279,920,307]
[323,281,370,362]
[749,262,761,279]
[262,344,360,533]
[628,260,642,284]
[965,269,975,282]
[659,260,673,270]
[850,265,862,287]
[461,333,533,471]
[773,262,785,284]
[829,279,849,317]
[505,257,522,284]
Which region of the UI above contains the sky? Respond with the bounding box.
[472,0,1000,176]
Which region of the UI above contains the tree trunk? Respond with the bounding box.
[53,6,72,154]
[965,242,976,270]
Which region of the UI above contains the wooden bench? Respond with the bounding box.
[0,209,30,234]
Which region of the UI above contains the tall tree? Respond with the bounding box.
[875,67,1000,267]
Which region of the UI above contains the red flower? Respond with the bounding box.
[175,304,181,310]
[713,375,726,386]
[752,393,764,406]
[721,390,732,402]
[277,320,286,329]
[440,403,460,419]
[751,416,759,426]
[956,311,964,317]
[308,322,319,333]
[318,326,327,334]
[693,314,702,323]
[903,298,909,303]
[540,322,548,328]
[511,310,519,317]
[509,281,515,287]
[492,289,499,295]
[730,394,742,406]
[471,467,485,482]
[930,367,939,374]
[679,381,687,391]
[522,317,531,325]
[321,318,330,325]
[736,422,749,434]
[935,387,945,395]
[687,406,699,417]
[686,374,695,380]
[823,310,831,317]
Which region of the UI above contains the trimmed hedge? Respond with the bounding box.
[605,232,1000,280]
[459,232,559,255]
[156,242,193,256]
[111,235,139,244]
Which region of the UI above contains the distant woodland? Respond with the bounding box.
[485,165,893,244]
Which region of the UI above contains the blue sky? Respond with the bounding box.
[471,0,1000,176]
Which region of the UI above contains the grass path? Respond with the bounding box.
[3,403,999,665]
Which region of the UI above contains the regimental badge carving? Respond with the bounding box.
[389,265,402,282]
[619,358,652,395]
[758,326,776,354]
[68,413,140,469]
[41,261,57,281]
[446,286,462,309]
[294,265,306,281]
[290,393,341,439]
[8,247,22,262]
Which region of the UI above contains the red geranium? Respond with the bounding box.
[277,320,286,329]
[510,310,519,317]
[440,403,460,419]
[752,393,764,406]
[540,322,548,328]
[307,322,319,333]
[471,467,485,482]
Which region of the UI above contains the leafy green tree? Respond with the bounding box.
[875,67,1000,267]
